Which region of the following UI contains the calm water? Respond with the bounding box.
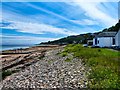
[0,45,34,51]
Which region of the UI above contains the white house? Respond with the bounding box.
[93,30,120,48]
[115,30,120,47]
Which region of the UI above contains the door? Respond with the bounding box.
[95,38,97,45]
[112,37,115,45]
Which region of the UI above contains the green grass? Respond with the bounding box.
[64,58,72,62]
[62,44,120,89]
[60,52,68,57]
[48,60,53,64]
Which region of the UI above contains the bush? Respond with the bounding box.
[1,70,13,80]
[38,55,45,60]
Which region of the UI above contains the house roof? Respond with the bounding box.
[97,32,117,37]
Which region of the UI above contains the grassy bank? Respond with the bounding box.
[61,44,120,89]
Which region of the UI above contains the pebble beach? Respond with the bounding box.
[1,46,89,89]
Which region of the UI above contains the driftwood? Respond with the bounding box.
[1,51,45,71]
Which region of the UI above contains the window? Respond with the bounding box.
[98,40,99,44]
[113,38,115,45]
[95,38,97,45]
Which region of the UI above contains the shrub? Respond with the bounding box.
[1,70,13,80]
[38,55,45,60]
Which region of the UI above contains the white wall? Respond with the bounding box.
[98,37,113,47]
[115,30,120,47]
[93,38,95,46]
[93,37,113,47]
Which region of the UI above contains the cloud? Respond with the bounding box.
[0,6,2,22]
[3,2,116,33]
[1,0,120,2]
[1,34,60,45]
[67,1,118,27]
[70,19,99,25]
[1,21,78,35]
[26,3,98,26]
[68,0,118,2]
[1,34,59,41]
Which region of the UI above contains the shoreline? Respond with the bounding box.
[0,45,34,52]
[1,45,60,55]
[1,44,60,52]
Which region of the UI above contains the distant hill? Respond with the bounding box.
[40,33,95,45]
[40,20,120,45]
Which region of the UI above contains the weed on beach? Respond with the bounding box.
[1,70,13,80]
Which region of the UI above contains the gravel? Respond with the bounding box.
[1,47,89,89]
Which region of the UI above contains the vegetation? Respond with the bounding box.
[60,52,68,57]
[1,70,13,80]
[38,55,45,60]
[62,44,120,89]
[48,60,53,64]
[40,33,94,45]
[103,20,120,32]
[64,58,72,62]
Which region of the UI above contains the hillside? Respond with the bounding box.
[41,33,95,45]
[40,20,120,45]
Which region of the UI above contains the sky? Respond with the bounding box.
[0,0,119,45]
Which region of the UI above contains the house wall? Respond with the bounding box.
[93,38,96,46]
[98,37,113,47]
[93,37,114,47]
[115,30,120,47]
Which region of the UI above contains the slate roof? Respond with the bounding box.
[97,32,117,37]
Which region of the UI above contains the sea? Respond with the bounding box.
[0,45,35,51]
